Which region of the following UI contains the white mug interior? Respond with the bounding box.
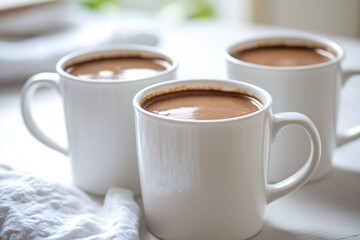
[225,34,344,71]
[133,78,272,123]
[56,45,178,83]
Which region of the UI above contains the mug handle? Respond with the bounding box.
[266,112,321,203]
[21,73,68,155]
[337,70,360,147]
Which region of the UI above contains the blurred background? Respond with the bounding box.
[90,0,360,38]
[0,0,359,83]
[10,0,356,36]
[2,0,359,37]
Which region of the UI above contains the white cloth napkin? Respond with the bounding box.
[0,164,140,240]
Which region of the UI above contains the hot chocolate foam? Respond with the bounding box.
[66,57,170,80]
[143,89,262,120]
[232,45,335,67]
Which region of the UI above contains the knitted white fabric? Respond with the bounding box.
[0,165,140,240]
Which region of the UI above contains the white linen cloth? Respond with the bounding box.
[0,164,140,240]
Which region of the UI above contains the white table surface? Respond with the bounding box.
[1,21,360,240]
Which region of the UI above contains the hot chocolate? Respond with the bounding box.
[66,57,171,80]
[232,45,335,67]
[142,89,262,120]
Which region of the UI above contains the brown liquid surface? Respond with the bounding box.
[232,46,335,67]
[66,57,170,80]
[143,90,262,120]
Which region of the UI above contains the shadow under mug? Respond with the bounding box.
[133,79,321,240]
[21,45,178,196]
[225,33,360,182]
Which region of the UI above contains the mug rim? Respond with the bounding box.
[224,33,344,71]
[56,44,179,84]
[133,78,273,124]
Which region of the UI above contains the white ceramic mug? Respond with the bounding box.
[21,45,178,196]
[225,34,360,182]
[133,79,321,240]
